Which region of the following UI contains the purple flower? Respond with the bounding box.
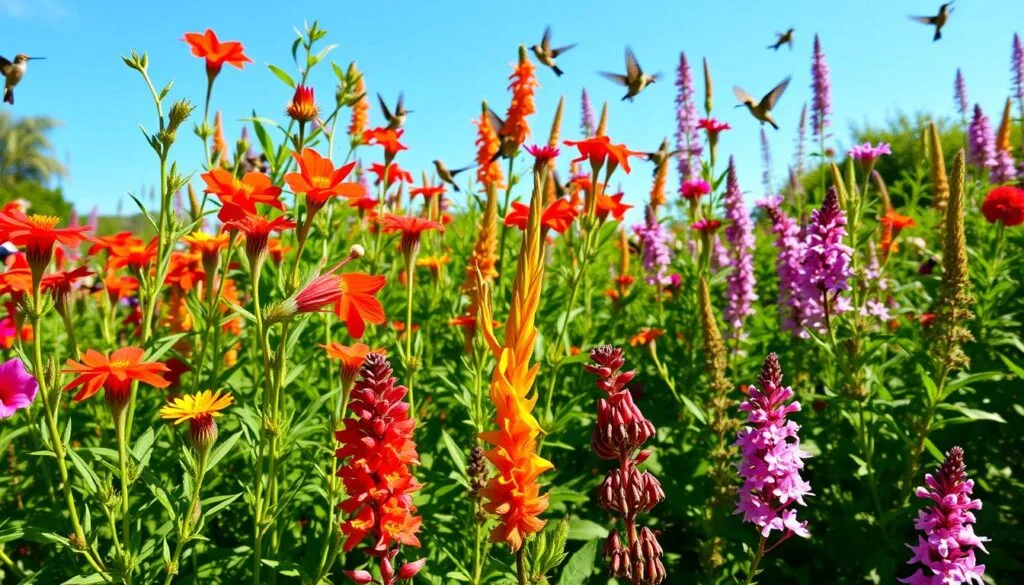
[800,187,853,326]
[580,88,596,138]
[1013,34,1024,107]
[0,357,38,419]
[968,105,997,171]
[723,158,757,338]
[632,206,673,286]
[711,232,731,273]
[954,68,969,117]
[794,103,808,176]
[991,148,1017,184]
[759,199,810,337]
[848,142,892,163]
[810,35,832,138]
[735,353,812,539]
[674,51,703,187]
[760,128,773,196]
[899,446,988,585]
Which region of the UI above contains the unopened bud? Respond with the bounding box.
[168,99,196,133]
[397,558,426,580]
[349,244,365,259]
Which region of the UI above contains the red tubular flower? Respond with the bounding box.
[336,354,425,584]
[63,347,171,412]
[183,29,252,79]
[362,127,409,159]
[369,163,414,188]
[504,198,577,235]
[290,270,386,339]
[222,212,296,264]
[595,192,632,223]
[981,185,1024,226]
[563,136,643,176]
[285,149,362,216]
[286,85,320,123]
[201,168,284,222]
[380,215,445,259]
[0,210,89,275]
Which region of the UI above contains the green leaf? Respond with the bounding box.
[202,492,243,519]
[567,518,608,541]
[267,64,296,88]
[555,540,598,585]
[62,573,108,584]
[678,394,708,425]
[66,448,100,495]
[440,430,468,479]
[1000,354,1024,379]
[207,431,242,470]
[145,333,190,362]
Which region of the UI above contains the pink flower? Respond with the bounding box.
[847,142,892,163]
[691,218,721,233]
[681,179,711,201]
[525,144,560,168]
[697,118,730,137]
[0,357,38,419]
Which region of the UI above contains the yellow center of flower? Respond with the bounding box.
[232,179,254,195]
[337,278,348,294]
[311,176,332,189]
[29,214,61,229]
[109,360,131,370]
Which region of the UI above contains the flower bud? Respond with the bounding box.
[343,570,374,584]
[286,85,320,124]
[188,413,218,456]
[397,558,426,580]
[168,99,196,134]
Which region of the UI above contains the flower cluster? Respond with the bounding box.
[799,187,853,330]
[810,34,831,137]
[585,346,665,585]
[967,104,996,172]
[632,206,672,287]
[580,88,596,138]
[735,353,812,540]
[900,446,988,585]
[674,51,702,185]
[336,354,425,583]
[722,158,757,338]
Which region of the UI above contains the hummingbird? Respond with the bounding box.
[377,92,411,129]
[909,1,954,41]
[733,76,792,130]
[0,54,44,105]
[600,46,660,102]
[484,107,520,163]
[645,138,682,177]
[530,26,578,77]
[767,29,795,51]
[433,160,473,192]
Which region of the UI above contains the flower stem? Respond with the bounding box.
[0,547,25,579]
[743,536,767,585]
[163,450,208,585]
[515,547,528,585]
[116,409,133,584]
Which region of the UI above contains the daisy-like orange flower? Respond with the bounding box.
[285,149,362,216]
[288,271,387,338]
[369,162,414,187]
[160,389,234,453]
[286,85,320,124]
[0,253,32,299]
[41,265,93,309]
[107,237,158,272]
[183,231,230,265]
[87,232,142,256]
[362,127,408,159]
[183,29,252,79]
[409,182,445,201]
[880,209,916,255]
[504,198,577,235]
[628,328,665,347]
[500,47,538,148]
[165,251,205,292]
[474,102,506,189]
[595,192,632,223]
[222,213,297,263]
[322,342,385,388]
[63,347,170,406]
[201,168,284,221]
[563,135,643,175]
[0,210,90,274]
[102,272,139,304]
[380,215,445,258]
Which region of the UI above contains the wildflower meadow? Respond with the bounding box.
[3,13,1024,585]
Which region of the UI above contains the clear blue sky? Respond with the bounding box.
[4,0,1024,218]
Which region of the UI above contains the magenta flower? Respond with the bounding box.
[632,206,673,286]
[697,118,730,137]
[723,158,757,339]
[735,353,812,540]
[525,144,560,167]
[674,51,702,186]
[991,148,1017,185]
[691,218,721,233]
[810,35,832,138]
[900,446,988,585]
[681,179,711,201]
[759,198,812,337]
[799,187,853,328]
[953,68,969,118]
[968,104,997,171]
[793,104,808,176]
[0,357,38,419]
[580,88,596,138]
[848,142,892,163]
[1013,34,1024,108]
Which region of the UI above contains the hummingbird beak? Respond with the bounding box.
[27,57,46,60]
[733,104,745,109]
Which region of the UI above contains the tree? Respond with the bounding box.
[0,111,67,187]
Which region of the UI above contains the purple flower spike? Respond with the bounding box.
[632,206,673,287]
[954,69,969,117]
[580,88,596,138]
[799,187,853,327]
[674,51,702,187]
[968,104,997,171]
[1013,35,1024,108]
[723,158,757,339]
[810,35,832,138]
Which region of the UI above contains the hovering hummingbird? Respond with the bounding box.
[645,138,682,177]
[530,26,578,77]
[0,54,44,105]
[377,92,411,129]
[484,107,520,163]
[433,160,473,192]
[909,1,954,41]
[599,46,659,102]
[768,29,795,51]
[733,76,792,130]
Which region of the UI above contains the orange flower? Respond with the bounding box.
[880,209,915,255]
[409,183,445,200]
[628,328,665,347]
[222,212,297,262]
[475,188,552,551]
[474,102,506,189]
[286,85,320,124]
[267,237,290,263]
[563,135,642,175]
[63,347,170,404]
[88,232,141,256]
[219,278,242,335]
[504,198,577,235]
[595,192,632,223]
[0,210,89,273]
[499,47,538,149]
[348,197,380,213]
[107,237,158,272]
[650,158,668,211]
[285,149,362,215]
[165,251,205,292]
[369,162,414,187]
[101,272,139,303]
[381,215,445,258]
[183,29,252,78]
[212,110,227,163]
[322,342,385,388]
[362,127,408,158]
[183,231,230,262]
[201,168,284,221]
[290,271,387,338]
[348,72,369,140]
[0,253,32,298]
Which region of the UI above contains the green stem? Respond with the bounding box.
[743,536,767,585]
[494,156,516,293]
[0,547,25,579]
[857,401,883,520]
[251,260,273,585]
[515,547,528,585]
[163,450,208,585]
[116,409,132,583]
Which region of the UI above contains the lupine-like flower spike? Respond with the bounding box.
[632,206,672,287]
[759,128,773,196]
[799,187,853,331]
[967,104,996,172]
[991,98,1017,184]
[674,51,702,186]
[722,158,757,339]
[585,346,665,585]
[900,446,988,585]
[953,68,969,119]
[580,88,596,138]
[793,103,808,177]
[756,198,806,337]
[735,353,812,540]
[928,123,950,212]
[810,34,832,138]
[1013,34,1024,113]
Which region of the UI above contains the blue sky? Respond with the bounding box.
[3,0,1024,219]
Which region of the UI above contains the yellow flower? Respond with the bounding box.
[160,390,234,425]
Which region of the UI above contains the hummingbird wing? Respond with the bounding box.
[541,26,552,51]
[551,43,578,58]
[909,15,939,24]
[625,46,641,79]
[761,76,791,110]
[668,149,684,158]
[396,92,405,113]
[377,93,393,120]
[0,56,9,74]
[733,85,755,104]
[599,71,629,86]
[485,107,506,133]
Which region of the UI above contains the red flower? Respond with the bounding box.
[201,168,284,221]
[380,215,445,258]
[0,253,32,298]
[165,252,205,292]
[0,210,89,273]
[595,192,632,222]
[504,198,577,234]
[920,313,936,327]
[286,85,319,123]
[284,149,362,215]
[41,265,93,299]
[88,232,142,256]
[322,342,385,389]
[107,238,158,272]
[697,118,730,137]
[369,163,414,187]
[63,347,170,404]
[408,183,446,200]
[291,271,387,338]
[349,197,380,212]
[362,127,409,158]
[183,29,252,78]
[101,272,139,303]
[222,213,297,262]
[692,219,722,233]
[525,144,560,167]
[681,179,711,201]
[981,185,1024,226]
[563,136,643,174]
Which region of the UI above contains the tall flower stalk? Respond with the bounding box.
[723,158,757,343]
[953,68,969,126]
[674,51,702,187]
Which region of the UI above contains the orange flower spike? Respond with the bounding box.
[996,97,1013,154]
[474,101,506,189]
[183,29,252,79]
[212,110,228,164]
[285,149,362,216]
[348,67,369,143]
[500,46,539,149]
[476,173,552,551]
[879,209,916,256]
[650,155,668,211]
[596,101,609,137]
